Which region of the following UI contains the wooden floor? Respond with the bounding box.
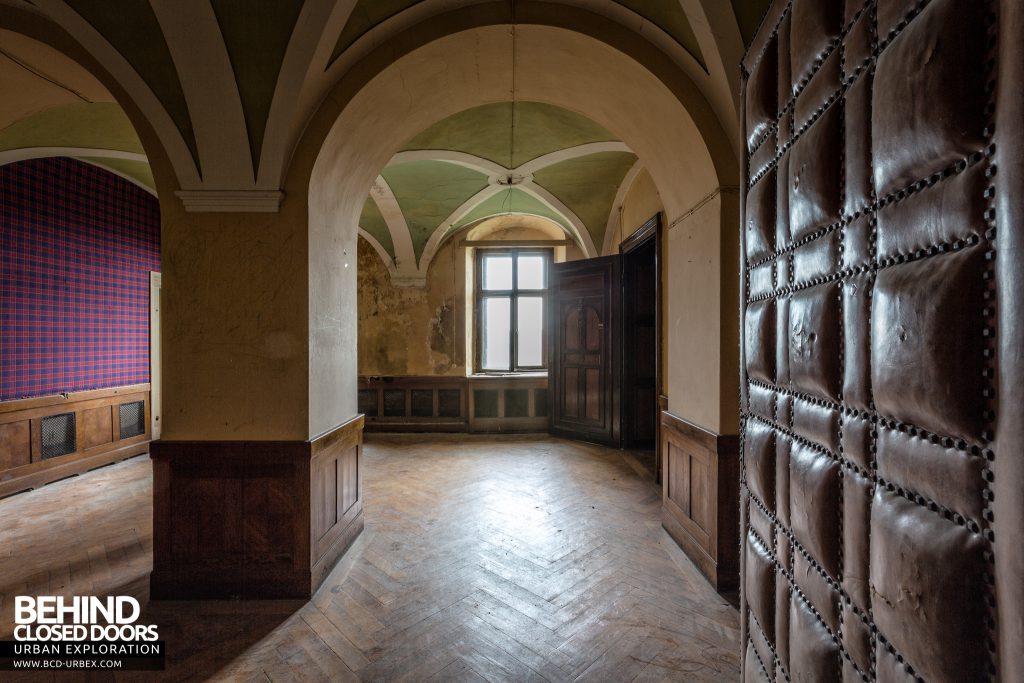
[0,434,740,682]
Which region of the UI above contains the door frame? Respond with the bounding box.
[619,214,662,473]
[150,271,161,440]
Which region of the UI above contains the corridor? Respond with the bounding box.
[0,436,739,681]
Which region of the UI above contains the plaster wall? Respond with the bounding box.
[357,222,570,377]
[665,190,739,435]
[358,237,466,377]
[308,177,359,437]
[159,197,310,440]
[619,169,663,247]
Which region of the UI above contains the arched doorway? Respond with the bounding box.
[0,21,168,496]
[303,19,739,443]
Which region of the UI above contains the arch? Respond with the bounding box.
[464,214,570,242]
[0,6,177,195]
[0,11,179,441]
[357,228,398,277]
[601,158,645,256]
[384,141,631,278]
[297,4,740,437]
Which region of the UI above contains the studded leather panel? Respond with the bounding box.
[739,1,1007,681]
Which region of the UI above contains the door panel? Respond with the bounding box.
[549,256,619,445]
[740,1,1022,681]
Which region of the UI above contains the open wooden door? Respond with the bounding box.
[548,256,619,445]
[619,216,660,452]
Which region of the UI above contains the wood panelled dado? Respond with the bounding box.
[359,375,548,433]
[661,411,739,591]
[309,418,363,589]
[150,415,363,599]
[0,384,151,498]
[550,256,620,445]
[467,376,548,432]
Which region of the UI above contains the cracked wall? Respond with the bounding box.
[357,236,465,376]
[358,220,580,377]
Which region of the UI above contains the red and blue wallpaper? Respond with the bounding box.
[0,157,160,401]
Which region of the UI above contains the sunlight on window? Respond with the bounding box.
[477,249,550,372]
[517,296,544,366]
[482,297,511,370]
[482,256,513,290]
[517,255,546,290]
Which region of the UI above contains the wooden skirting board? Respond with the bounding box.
[660,410,740,592]
[0,384,151,498]
[150,415,364,599]
[359,375,549,433]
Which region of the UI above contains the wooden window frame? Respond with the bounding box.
[474,247,552,374]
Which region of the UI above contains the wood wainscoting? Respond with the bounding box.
[0,384,151,498]
[150,415,364,599]
[660,411,740,592]
[359,375,548,433]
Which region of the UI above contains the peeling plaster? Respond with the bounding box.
[357,237,463,376]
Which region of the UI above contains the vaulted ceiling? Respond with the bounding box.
[333,0,709,70]
[0,28,153,191]
[0,0,772,220]
[358,102,639,281]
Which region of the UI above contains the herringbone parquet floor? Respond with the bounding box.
[0,434,740,682]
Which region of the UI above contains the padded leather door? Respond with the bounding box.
[740,1,1022,681]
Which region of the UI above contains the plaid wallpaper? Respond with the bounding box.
[0,157,160,401]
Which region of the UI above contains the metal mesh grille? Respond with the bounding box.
[474,390,499,418]
[358,389,379,417]
[383,389,406,417]
[534,389,548,417]
[41,412,76,459]
[504,389,529,417]
[438,389,461,418]
[411,390,434,417]
[118,400,145,439]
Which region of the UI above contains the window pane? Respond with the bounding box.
[482,297,511,370]
[517,254,546,289]
[516,296,544,367]
[482,255,513,290]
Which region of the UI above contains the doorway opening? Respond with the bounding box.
[619,214,660,473]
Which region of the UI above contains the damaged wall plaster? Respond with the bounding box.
[357,236,465,376]
[357,222,579,377]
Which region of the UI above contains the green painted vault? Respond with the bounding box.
[359,102,639,268]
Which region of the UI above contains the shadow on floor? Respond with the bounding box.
[122,599,303,681]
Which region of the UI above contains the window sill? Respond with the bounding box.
[469,372,548,379]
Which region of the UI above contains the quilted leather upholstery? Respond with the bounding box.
[739,0,1020,680]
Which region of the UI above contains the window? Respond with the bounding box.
[475,248,551,372]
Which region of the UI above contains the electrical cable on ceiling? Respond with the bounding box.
[0,47,93,103]
[503,0,517,215]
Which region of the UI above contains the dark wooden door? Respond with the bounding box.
[548,256,619,445]
[620,217,659,451]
